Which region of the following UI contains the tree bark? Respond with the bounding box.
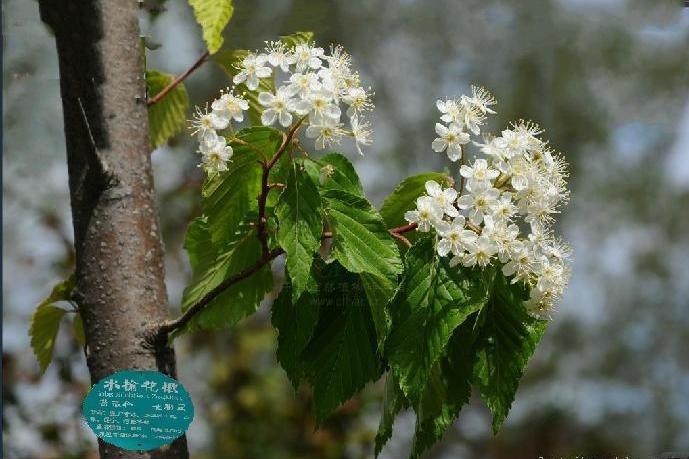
[38,2,189,458]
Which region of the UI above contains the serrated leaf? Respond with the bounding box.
[275,161,323,300]
[188,0,234,54]
[212,49,275,126]
[380,172,452,231]
[409,317,477,458]
[385,237,488,403]
[279,31,314,48]
[301,262,382,424]
[146,70,189,149]
[473,271,548,433]
[271,277,320,387]
[73,313,85,347]
[303,153,364,196]
[29,275,75,374]
[322,189,402,282]
[360,272,396,350]
[374,372,408,457]
[202,127,281,245]
[180,222,272,332]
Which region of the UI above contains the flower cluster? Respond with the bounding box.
[191,41,374,174]
[405,87,571,316]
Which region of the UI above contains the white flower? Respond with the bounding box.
[496,128,529,159]
[431,123,470,162]
[461,234,498,268]
[211,92,249,124]
[436,98,462,125]
[502,242,534,284]
[425,180,458,217]
[460,158,499,188]
[435,216,475,257]
[233,53,272,90]
[342,86,373,117]
[305,119,344,150]
[460,102,486,135]
[465,85,497,115]
[489,192,518,222]
[190,106,228,140]
[199,136,233,174]
[296,90,341,122]
[258,87,296,127]
[404,196,443,232]
[284,72,321,98]
[350,114,372,156]
[265,41,296,71]
[457,183,500,225]
[293,43,324,72]
[482,215,520,263]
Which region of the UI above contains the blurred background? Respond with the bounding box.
[3,0,689,458]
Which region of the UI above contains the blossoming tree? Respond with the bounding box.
[32,1,571,458]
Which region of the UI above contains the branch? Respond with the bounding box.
[156,247,284,339]
[147,50,209,106]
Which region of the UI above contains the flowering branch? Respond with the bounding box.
[147,51,209,106]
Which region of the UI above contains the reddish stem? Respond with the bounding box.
[147,51,209,106]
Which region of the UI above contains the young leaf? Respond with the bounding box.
[180,220,272,332]
[300,262,382,424]
[303,153,364,196]
[146,70,189,149]
[279,31,315,48]
[188,0,234,54]
[473,271,548,433]
[385,237,487,403]
[322,189,402,281]
[271,277,320,387]
[28,275,75,374]
[275,161,323,300]
[202,127,281,245]
[380,172,452,230]
[374,372,408,457]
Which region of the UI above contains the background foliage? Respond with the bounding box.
[4,0,689,458]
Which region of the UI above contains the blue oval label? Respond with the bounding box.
[82,370,194,451]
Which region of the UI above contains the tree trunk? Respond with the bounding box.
[38,2,189,458]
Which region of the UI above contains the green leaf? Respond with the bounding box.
[303,153,364,196]
[360,272,396,350]
[374,372,408,457]
[28,275,75,374]
[212,50,275,126]
[409,317,477,458]
[271,277,320,387]
[202,127,281,245]
[146,70,189,149]
[385,237,488,403]
[279,31,315,48]
[73,313,86,347]
[180,221,272,332]
[322,189,402,281]
[380,172,452,230]
[188,0,234,54]
[473,271,548,433]
[275,161,323,300]
[301,262,382,424]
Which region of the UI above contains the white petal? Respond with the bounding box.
[431,138,447,152]
[437,240,452,257]
[279,111,293,127]
[255,66,272,78]
[446,145,462,162]
[261,109,277,126]
[257,92,274,106]
[435,123,448,136]
[425,180,441,197]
